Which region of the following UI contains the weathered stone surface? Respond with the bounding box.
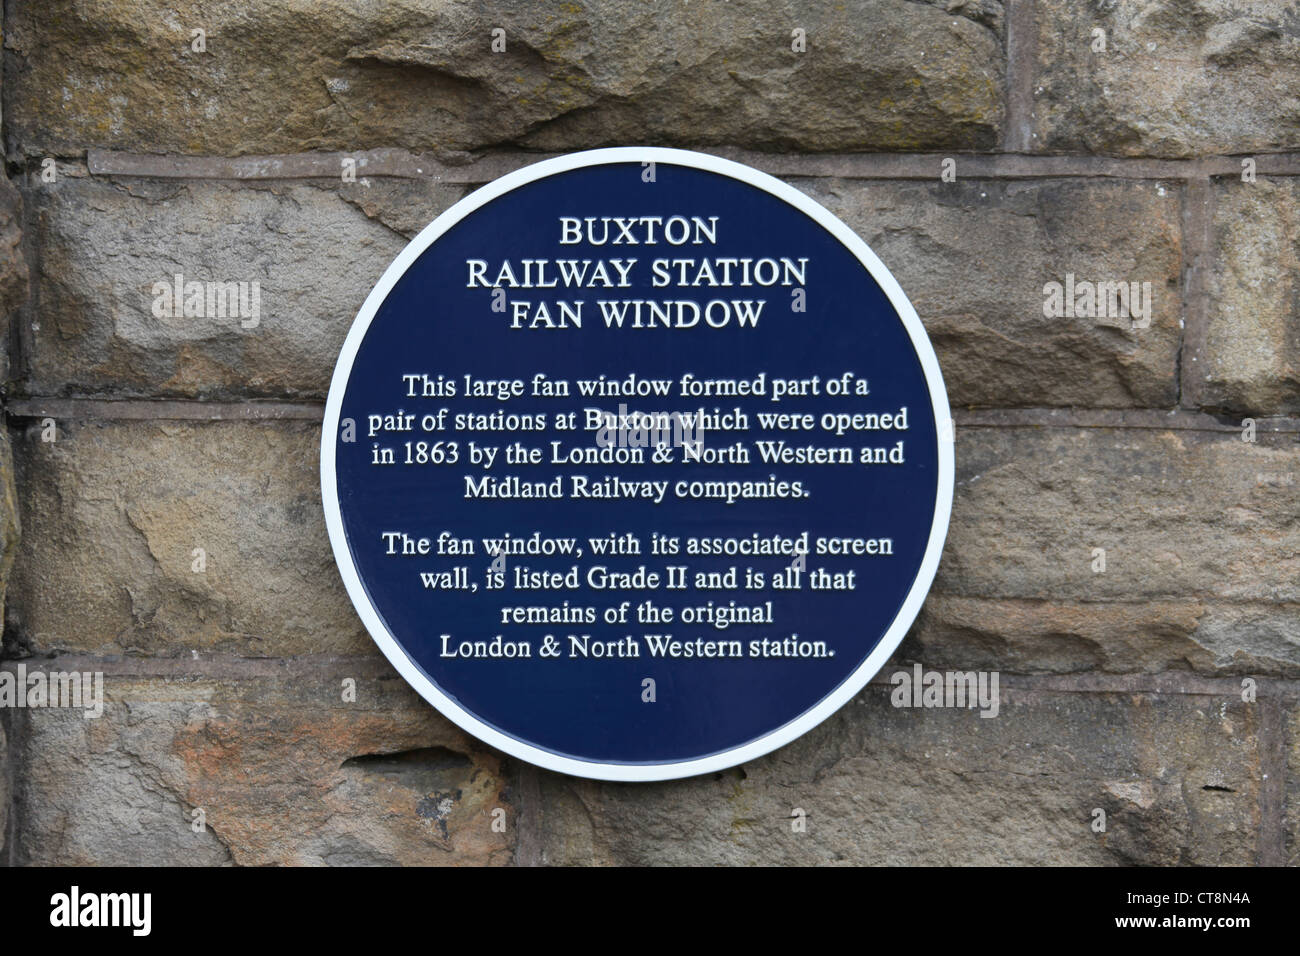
[25,174,1182,407]
[539,682,1262,865]
[1192,179,1300,416]
[798,178,1183,408]
[1033,1,1300,158]
[0,3,20,863]
[908,598,1300,679]
[10,668,514,865]
[0,176,30,382]
[906,595,1212,674]
[5,1,1004,158]
[7,419,369,658]
[338,178,471,240]
[23,176,466,400]
[12,417,1298,676]
[0,430,21,639]
[920,425,1300,674]
[945,426,1300,602]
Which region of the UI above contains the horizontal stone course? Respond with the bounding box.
[539,683,1263,865]
[7,670,514,865]
[8,419,370,658]
[3,661,1273,866]
[8,418,1298,677]
[21,174,1183,408]
[22,176,467,400]
[20,0,1299,160]
[797,177,1182,408]
[5,0,1004,159]
[1032,0,1300,158]
[929,425,1300,674]
[943,426,1300,607]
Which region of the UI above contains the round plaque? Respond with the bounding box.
[322,147,953,780]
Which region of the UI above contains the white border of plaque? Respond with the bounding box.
[322,147,955,781]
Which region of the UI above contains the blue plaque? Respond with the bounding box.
[323,148,953,780]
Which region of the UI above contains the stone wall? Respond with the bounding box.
[0,0,1297,865]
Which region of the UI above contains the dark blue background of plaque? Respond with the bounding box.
[334,161,939,766]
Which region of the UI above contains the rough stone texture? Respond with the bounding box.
[11,418,1298,677]
[5,0,1004,159]
[799,177,1183,408]
[1193,179,1300,416]
[9,669,514,865]
[7,419,369,658]
[0,174,27,638]
[23,175,467,400]
[0,176,30,381]
[0,0,17,864]
[906,594,1216,675]
[1034,1,1300,158]
[0,431,21,637]
[22,174,1183,408]
[944,426,1300,605]
[918,425,1300,675]
[539,682,1261,865]
[909,598,1300,679]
